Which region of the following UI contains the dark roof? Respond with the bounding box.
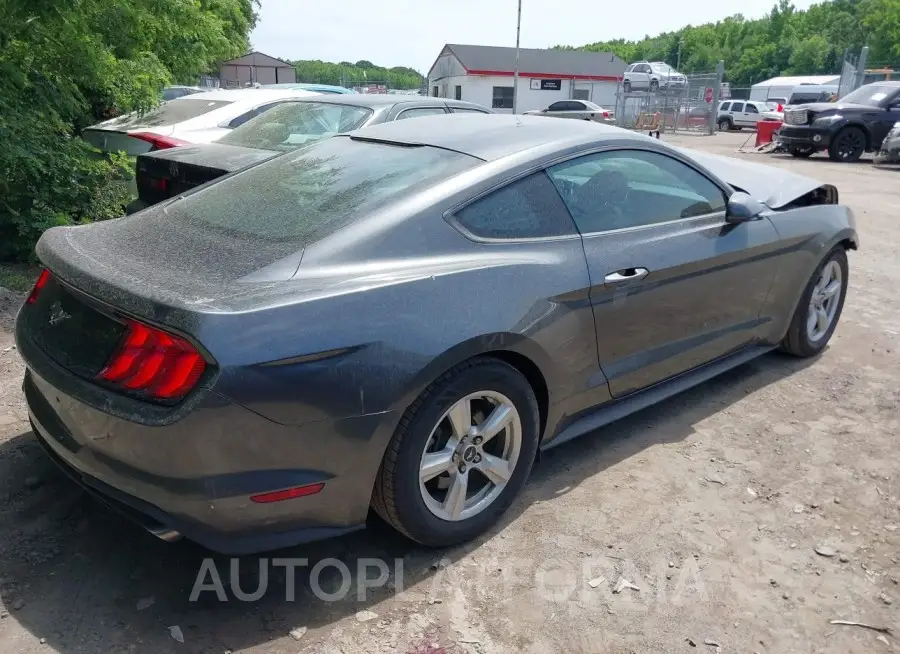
[344,113,637,161]
[435,44,626,78]
[222,51,294,68]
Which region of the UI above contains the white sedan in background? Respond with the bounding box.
[524,99,615,123]
[82,88,320,156]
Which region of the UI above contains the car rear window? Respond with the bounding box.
[218,102,374,151]
[161,136,479,248]
[102,99,233,129]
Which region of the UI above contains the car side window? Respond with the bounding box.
[396,107,448,120]
[452,172,577,240]
[450,107,489,114]
[745,103,759,114]
[547,101,568,112]
[625,64,635,73]
[720,102,731,111]
[546,149,728,233]
[731,102,744,112]
[570,101,587,111]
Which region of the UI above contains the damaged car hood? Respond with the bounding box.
[676,148,834,209]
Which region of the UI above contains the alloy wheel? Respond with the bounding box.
[806,260,842,341]
[418,391,522,522]
[834,130,865,161]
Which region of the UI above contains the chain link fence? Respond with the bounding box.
[613,68,724,135]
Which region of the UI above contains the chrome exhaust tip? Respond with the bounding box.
[149,526,183,542]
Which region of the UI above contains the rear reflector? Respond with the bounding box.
[98,318,206,401]
[250,483,326,503]
[26,269,52,305]
[148,177,168,192]
[130,132,189,150]
[602,111,610,118]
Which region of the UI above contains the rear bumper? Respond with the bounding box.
[776,126,832,148]
[22,367,384,554]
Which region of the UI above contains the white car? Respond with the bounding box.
[623,61,687,93]
[524,100,615,123]
[82,88,320,156]
[716,100,782,130]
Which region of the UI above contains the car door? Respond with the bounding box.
[872,90,900,147]
[728,101,745,126]
[633,64,651,89]
[744,102,761,127]
[545,147,781,397]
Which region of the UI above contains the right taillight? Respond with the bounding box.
[98,318,206,401]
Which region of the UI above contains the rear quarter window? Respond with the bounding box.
[451,172,577,240]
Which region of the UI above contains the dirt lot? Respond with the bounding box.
[0,130,897,654]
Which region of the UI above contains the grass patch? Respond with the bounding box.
[0,263,41,293]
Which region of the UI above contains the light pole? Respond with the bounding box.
[513,0,522,114]
[676,38,684,71]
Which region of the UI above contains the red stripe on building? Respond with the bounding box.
[466,69,621,82]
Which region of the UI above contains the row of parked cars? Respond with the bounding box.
[715,82,900,164]
[87,85,625,214]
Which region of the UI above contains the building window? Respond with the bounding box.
[432,86,439,97]
[492,86,514,109]
[455,85,462,100]
[573,89,590,101]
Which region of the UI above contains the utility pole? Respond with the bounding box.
[676,39,684,70]
[513,0,522,115]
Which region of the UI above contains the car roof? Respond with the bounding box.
[262,83,355,94]
[172,89,320,103]
[345,113,638,161]
[253,94,488,110]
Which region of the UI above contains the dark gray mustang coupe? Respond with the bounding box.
[17,115,857,554]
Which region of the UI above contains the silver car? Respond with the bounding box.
[524,99,615,123]
[623,61,687,93]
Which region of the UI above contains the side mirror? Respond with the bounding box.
[726,192,765,223]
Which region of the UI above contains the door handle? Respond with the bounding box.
[604,267,649,283]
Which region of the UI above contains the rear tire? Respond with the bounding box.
[828,127,866,163]
[781,247,848,357]
[718,118,732,131]
[372,358,540,547]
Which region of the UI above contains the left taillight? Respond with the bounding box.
[26,269,52,305]
[130,132,189,151]
[97,318,207,402]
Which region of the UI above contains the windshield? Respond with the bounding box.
[162,136,478,248]
[218,102,374,151]
[839,85,899,107]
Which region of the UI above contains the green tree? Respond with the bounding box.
[0,0,258,261]
[562,0,900,88]
[292,59,424,90]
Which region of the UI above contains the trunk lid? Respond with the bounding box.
[135,144,277,206]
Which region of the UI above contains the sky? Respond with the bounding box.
[250,0,817,73]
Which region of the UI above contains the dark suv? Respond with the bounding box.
[777,82,900,162]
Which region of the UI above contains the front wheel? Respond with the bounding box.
[781,247,849,357]
[828,127,866,162]
[649,80,659,92]
[372,358,540,547]
[623,80,632,93]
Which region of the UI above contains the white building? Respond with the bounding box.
[427,44,626,114]
[749,75,841,103]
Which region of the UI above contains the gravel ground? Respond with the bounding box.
[0,130,897,654]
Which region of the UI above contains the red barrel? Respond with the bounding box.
[756,119,783,147]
